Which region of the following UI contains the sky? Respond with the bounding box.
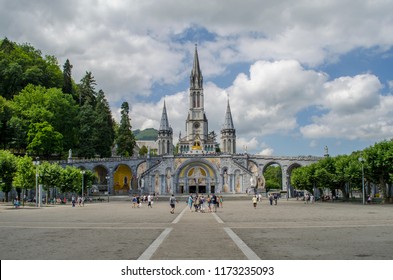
[2,0,393,157]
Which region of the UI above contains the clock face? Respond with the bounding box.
[193,122,200,129]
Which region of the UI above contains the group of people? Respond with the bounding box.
[132,194,157,208]
[185,193,223,213]
[252,193,279,208]
[71,195,84,207]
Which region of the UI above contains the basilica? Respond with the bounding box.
[68,46,320,196]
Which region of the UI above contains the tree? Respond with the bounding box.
[78,71,96,106]
[27,121,63,157]
[62,59,73,95]
[0,38,63,99]
[38,162,63,203]
[0,150,17,202]
[60,166,81,194]
[139,145,148,156]
[9,85,78,156]
[116,102,136,157]
[94,90,115,157]
[263,165,282,191]
[0,96,12,149]
[13,155,35,203]
[77,103,97,158]
[363,140,393,200]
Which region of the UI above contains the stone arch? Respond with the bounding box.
[92,165,109,194]
[174,159,219,194]
[285,163,303,197]
[262,161,283,192]
[112,163,133,195]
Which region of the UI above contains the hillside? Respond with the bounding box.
[134,128,158,141]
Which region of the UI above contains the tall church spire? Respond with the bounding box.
[159,100,170,131]
[190,44,203,89]
[221,97,236,154]
[223,99,235,130]
[157,100,173,155]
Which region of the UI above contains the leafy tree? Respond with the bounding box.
[9,85,78,155]
[38,162,63,203]
[13,155,35,202]
[139,145,148,156]
[77,103,97,158]
[263,165,282,191]
[0,150,17,201]
[94,90,115,157]
[27,121,63,157]
[0,38,63,99]
[60,166,81,194]
[116,102,136,157]
[62,59,73,95]
[363,140,393,199]
[0,96,12,149]
[78,71,96,106]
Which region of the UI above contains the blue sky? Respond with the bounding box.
[2,0,393,157]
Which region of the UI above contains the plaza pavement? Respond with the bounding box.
[1,197,393,260]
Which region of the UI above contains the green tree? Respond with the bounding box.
[94,90,115,157]
[263,165,282,191]
[77,103,97,158]
[60,166,81,194]
[27,121,63,157]
[116,102,136,157]
[0,96,12,149]
[13,155,35,203]
[139,145,148,156]
[9,85,78,155]
[0,38,63,99]
[62,59,73,95]
[363,140,393,200]
[0,150,18,202]
[78,71,96,106]
[38,162,63,203]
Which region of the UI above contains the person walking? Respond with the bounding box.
[188,194,194,211]
[169,194,177,214]
[211,194,218,212]
[147,194,153,208]
[269,194,273,205]
[252,195,258,209]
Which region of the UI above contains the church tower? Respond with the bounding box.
[221,98,236,154]
[157,101,173,155]
[178,45,217,154]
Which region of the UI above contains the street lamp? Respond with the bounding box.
[80,170,85,205]
[359,157,365,205]
[34,157,40,207]
[105,175,110,202]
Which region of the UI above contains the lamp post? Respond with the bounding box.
[80,170,85,205]
[34,157,40,207]
[105,175,110,202]
[359,157,365,205]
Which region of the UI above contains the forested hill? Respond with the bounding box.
[134,128,158,141]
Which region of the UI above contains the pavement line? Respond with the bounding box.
[212,212,224,223]
[223,227,261,260]
[137,227,173,260]
[171,205,188,224]
[0,225,167,230]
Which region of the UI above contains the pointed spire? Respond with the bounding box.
[190,44,203,89]
[159,100,170,131]
[223,98,235,130]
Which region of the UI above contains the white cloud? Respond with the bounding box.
[301,74,393,140]
[3,0,393,156]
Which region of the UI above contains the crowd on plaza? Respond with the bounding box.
[185,193,224,213]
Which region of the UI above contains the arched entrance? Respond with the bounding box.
[175,160,218,194]
[113,164,133,195]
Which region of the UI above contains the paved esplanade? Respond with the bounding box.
[1,198,393,259]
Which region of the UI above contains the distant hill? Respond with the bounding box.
[134,128,158,141]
